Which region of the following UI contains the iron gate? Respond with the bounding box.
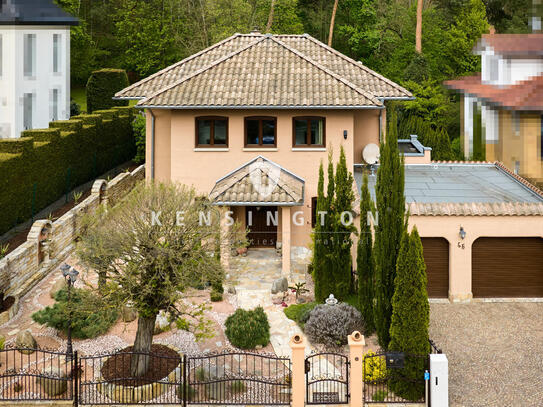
[305,352,349,404]
[363,351,428,404]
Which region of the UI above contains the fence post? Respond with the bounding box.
[289,334,306,407]
[348,331,365,407]
[73,350,78,407]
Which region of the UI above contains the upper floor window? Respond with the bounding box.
[23,93,33,130]
[0,34,3,77]
[513,112,520,138]
[24,34,36,77]
[293,117,325,147]
[53,34,61,73]
[245,116,276,147]
[488,55,499,82]
[195,116,228,147]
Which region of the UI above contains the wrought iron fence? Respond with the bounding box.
[429,339,442,354]
[78,347,184,405]
[363,351,428,404]
[0,344,75,401]
[305,352,349,404]
[187,351,291,405]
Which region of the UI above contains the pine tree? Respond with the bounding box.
[357,173,375,334]
[313,162,327,303]
[374,106,405,348]
[388,227,430,401]
[333,146,355,299]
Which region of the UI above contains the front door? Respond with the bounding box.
[246,206,278,247]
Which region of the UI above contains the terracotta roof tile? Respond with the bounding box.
[116,33,411,102]
[407,202,543,216]
[476,34,543,56]
[445,74,543,111]
[138,37,382,108]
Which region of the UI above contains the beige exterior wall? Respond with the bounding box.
[410,215,543,302]
[146,108,382,247]
[487,110,543,183]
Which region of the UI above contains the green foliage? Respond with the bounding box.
[363,350,387,382]
[312,162,327,303]
[225,307,270,349]
[388,227,430,401]
[229,380,247,393]
[305,303,364,347]
[357,173,375,335]
[86,69,129,113]
[176,317,190,331]
[210,289,223,302]
[283,302,317,328]
[288,282,309,300]
[0,335,5,350]
[372,390,388,402]
[472,105,486,161]
[70,100,81,117]
[132,114,146,164]
[374,107,405,349]
[0,108,135,236]
[32,288,118,339]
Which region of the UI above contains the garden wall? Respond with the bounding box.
[0,106,136,236]
[0,165,144,317]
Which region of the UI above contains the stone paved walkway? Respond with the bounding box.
[228,249,310,357]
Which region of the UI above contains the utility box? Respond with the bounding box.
[430,353,448,407]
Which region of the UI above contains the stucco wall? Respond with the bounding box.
[411,214,543,302]
[146,108,382,247]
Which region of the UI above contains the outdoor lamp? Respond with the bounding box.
[325,294,338,306]
[459,226,466,240]
[343,130,348,140]
[61,263,79,361]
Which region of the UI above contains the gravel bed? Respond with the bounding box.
[430,302,543,407]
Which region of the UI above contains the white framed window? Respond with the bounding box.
[53,34,61,73]
[24,33,36,77]
[488,56,499,82]
[512,112,520,138]
[0,34,3,77]
[23,93,33,129]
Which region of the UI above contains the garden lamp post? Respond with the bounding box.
[61,263,79,361]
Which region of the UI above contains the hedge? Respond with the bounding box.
[86,69,130,113]
[0,106,136,235]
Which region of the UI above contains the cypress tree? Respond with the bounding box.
[333,146,355,299]
[388,227,430,401]
[313,162,327,303]
[357,173,375,334]
[322,151,336,300]
[374,106,405,348]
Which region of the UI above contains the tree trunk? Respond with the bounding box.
[266,0,276,33]
[130,314,157,377]
[328,0,339,47]
[415,0,422,53]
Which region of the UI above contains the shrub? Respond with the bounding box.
[304,303,363,347]
[32,288,118,339]
[176,383,196,401]
[229,380,246,393]
[225,307,270,349]
[363,351,387,382]
[132,114,146,164]
[283,302,317,328]
[86,69,129,113]
[372,389,388,402]
[70,100,81,117]
[210,290,223,302]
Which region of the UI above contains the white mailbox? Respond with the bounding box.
[430,353,448,407]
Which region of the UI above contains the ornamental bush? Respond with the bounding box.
[32,288,118,339]
[363,351,387,382]
[283,302,317,328]
[225,307,270,349]
[86,69,129,113]
[304,303,363,347]
[132,114,146,164]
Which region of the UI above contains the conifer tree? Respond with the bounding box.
[357,173,375,334]
[333,146,355,299]
[388,227,430,401]
[322,151,336,299]
[374,106,405,348]
[313,162,327,303]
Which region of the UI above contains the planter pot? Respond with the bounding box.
[236,247,247,256]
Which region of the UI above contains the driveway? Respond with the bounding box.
[430,302,543,407]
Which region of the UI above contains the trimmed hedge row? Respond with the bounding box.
[86,69,130,113]
[0,106,136,235]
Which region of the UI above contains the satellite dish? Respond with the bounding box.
[362,143,380,164]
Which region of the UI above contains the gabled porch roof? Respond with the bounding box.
[209,156,304,206]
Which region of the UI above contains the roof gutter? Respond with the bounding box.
[135,105,385,110]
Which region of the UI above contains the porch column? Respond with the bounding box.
[281,206,291,276]
[219,206,231,272]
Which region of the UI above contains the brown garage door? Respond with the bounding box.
[472,237,543,298]
[421,238,449,298]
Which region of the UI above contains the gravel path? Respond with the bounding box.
[430,302,543,407]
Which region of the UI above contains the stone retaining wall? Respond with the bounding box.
[0,165,145,311]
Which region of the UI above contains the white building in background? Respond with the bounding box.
[0,0,78,139]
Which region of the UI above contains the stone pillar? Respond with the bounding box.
[281,206,291,277]
[448,234,473,303]
[219,206,231,272]
[289,334,306,407]
[348,331,365,407]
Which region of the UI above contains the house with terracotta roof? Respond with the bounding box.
[445,32,543,185]
[117,32,543,303]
